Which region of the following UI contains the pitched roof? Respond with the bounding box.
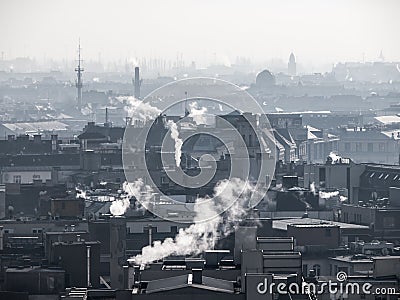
[145,274,235,294]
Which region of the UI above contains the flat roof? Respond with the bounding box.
[374,115,400,125]
[272,218,369,231]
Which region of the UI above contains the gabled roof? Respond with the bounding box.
[274,129,296,149]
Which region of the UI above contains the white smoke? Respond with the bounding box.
[76,187,88,200]
[188,101,207,125]
[80,103,93,116]
[319,190,339,199]
[328,152,342,164]
[167,120,183,167]
[130,178,260,265]
[339,195,348,202]
[117,96,161,122]
[309,182,317,195]
[110,197,130,216]
[110,179,154,216]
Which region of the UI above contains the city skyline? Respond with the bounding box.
[1,0,400,71]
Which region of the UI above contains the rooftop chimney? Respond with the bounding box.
[133,67,141,99]
[192,269,202,284]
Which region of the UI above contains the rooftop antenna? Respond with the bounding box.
[75,39,84,111]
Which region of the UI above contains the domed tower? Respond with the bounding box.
[255,69,276,88]
[288,52,296,76]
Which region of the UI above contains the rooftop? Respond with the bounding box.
[272,218,370,231]
[145,274,234,294]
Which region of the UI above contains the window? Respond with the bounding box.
[355,142,362,152]
[379,143,386,152]
[345,143,351,152]
[319,167,326,182]
[33,174,41,180]
[313,264,321,276]
[303,264,308,276]
[367,143,373,152]
[13,175,21,183]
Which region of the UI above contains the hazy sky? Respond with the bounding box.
[1,0,399,67]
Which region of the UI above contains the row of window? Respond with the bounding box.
[344,142,387,152]
[3,228,43,234]
[12,174,41,183]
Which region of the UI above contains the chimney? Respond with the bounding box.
[110,216,127,289]
[0,226,3,251]
[192,269,202,284]
[104,107,110,127]
[87,245,91,287]
[51,134,58,152]
[134,67,141,99]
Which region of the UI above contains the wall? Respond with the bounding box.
[2,170,52,184]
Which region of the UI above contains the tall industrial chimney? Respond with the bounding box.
[133,67,142,99]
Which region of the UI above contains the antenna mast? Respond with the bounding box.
[75,40,84,110]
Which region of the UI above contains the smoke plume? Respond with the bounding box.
[319,190,339,199]
[328,152,342,164]
[188,101,207,125]
[309,182,317,195]
[110,197,130,216]
[167,120,183,167]
[117,96,161,122]
[110,179,154,216]
[130,177,260,265]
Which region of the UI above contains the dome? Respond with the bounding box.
[256,69,276,87]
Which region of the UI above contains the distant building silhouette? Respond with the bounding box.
[255,69,275,88]
[288,52,296,76]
